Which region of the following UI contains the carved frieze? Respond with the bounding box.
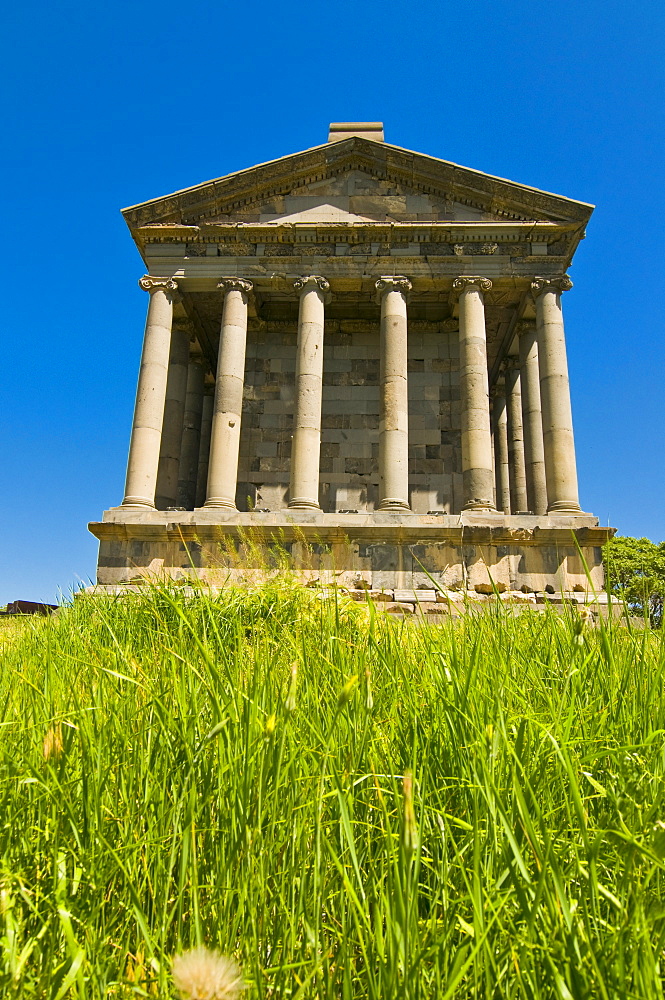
[217,242,256,256]
[419,243,455,256]
[263,245,294,257]
[547,238,568,256]
[453,243,498,256]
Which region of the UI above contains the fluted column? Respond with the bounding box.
[155,319,190,508]
[453,276,495,511]
[204,278,252,509]
[375,277,412,511]
[491,382,510,513]
[288,275,330,509]
[532,276,581,513]
[177,353,205,509]
[504,357,529,513]
[195,385,214,508]
[122,276,179,508]
[517,320,548,515]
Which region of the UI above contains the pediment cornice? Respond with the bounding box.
[122,138,593,236]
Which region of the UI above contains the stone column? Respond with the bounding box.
[517,320,548,515]
[504,357,529,513]
[122,276,179,508]
[155,319,190,509]
[375,276,412,511]
[453,276,495,511]
[531,276,582,513]
[491,381,511,513]
[204,278,252,509]
[177,353,205,509]
[288,275,330,509]
[195,384,214,508]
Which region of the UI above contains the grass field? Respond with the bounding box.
[1,585,664,998]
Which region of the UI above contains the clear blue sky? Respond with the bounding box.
[2,0,664,604]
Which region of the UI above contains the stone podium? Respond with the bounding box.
[89,123,612,593]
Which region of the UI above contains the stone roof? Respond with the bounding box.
[121,136,594,237]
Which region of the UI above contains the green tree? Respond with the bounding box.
[603,535,665,627]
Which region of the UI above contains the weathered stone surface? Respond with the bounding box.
[393,589,437,603]
[474,582,507,595]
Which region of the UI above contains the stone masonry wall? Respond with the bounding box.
[236,322,463,513]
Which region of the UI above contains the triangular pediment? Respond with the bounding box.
[261,202,374,225]
[122,137,593,238]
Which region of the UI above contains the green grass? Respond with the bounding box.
[1,584,664,998]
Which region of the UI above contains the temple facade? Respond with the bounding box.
[89,123,611,593]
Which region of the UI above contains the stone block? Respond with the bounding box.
[474,582,507,595]
[435,589,464,602]
[369,590,393,601]
[393,589,437,603]
[500,591,537,604]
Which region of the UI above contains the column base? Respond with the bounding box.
[288,498,321,511]
[377,499,412,512]
[547,500,584,514]
[119,497,156,509]
[463,498,496,512]
[203,499,237,510]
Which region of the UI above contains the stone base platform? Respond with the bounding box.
[89,509,613,593]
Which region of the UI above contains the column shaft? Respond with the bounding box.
[122,276,179,508]
[205,278,252,509]
[504,360,529,513]
[492,384,511,513]
[518,322,548,515]
[375,277,412,511]
[177,355,205,509]
[532,276,582,513]
[155,321,190,508]
[289,276,329,509]
[195,388,214,508]
[454,276,495,510]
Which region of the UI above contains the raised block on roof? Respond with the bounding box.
[328,122,385,142]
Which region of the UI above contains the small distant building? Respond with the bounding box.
[89,123,612,593]
[3,600,58,616]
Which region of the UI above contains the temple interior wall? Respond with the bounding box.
[235,322,462,514]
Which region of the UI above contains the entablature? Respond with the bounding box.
[136,220,580,250]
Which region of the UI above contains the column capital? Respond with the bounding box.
[452,275,492,295]
[375,275,412,302]
[217,277,253,296]
[501,355,521,373]
[139,275,180,300]
[531,275,573,298]
[293,275,330,297]
[489,380,506,400]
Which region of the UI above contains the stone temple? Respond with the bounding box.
[89,122,612,593]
